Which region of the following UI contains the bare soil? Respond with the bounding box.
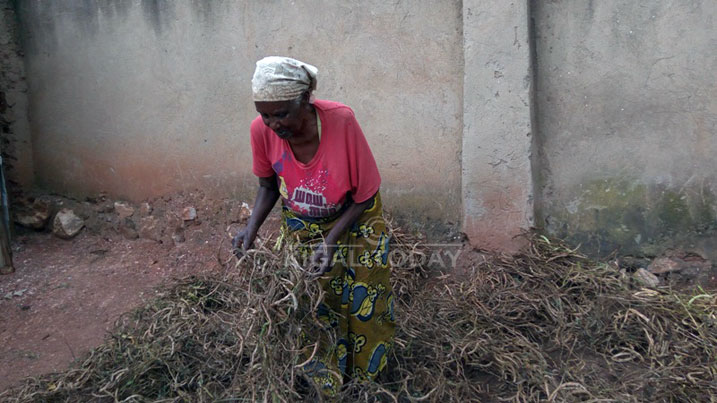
[0,191,281,393]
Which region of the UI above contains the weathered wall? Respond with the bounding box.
[462,0,534,251]
[12,0,717,257]
[17,0,463,222]
[534,1,717,259]
[0,0,33,200]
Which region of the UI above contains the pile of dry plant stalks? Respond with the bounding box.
[3,225,717,402]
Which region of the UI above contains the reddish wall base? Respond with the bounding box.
[463,216,529,254]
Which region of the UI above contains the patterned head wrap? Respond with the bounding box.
[251,56,318,102]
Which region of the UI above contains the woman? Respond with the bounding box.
[233,56,395,395]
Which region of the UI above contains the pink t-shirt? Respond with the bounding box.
[250,99,381,218]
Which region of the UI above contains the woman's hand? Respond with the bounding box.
[232,175,280,258]
[305,193,376,276]
[232,227,257,257]
[310,241,335,277]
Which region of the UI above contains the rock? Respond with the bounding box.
[229,202,252,224]
[52,208,85,239]
[114,201,135,220]
[14,199,52,229]
[91,191,113,212]
[121,228,139,240]
[67,201,95,223]
[647,257,681,274]
[634,268,660,288]
[648,255,712,275]
[119,218,139,240]
[139,202,153,216]
[96,200,114,213]
[182,207,197,221]
[138,216,163,242]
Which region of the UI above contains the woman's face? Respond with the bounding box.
[255,97,304,140]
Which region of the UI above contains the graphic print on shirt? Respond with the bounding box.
[272,151,342,218]
[288,170,342,217]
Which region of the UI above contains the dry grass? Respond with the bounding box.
[2,226,716,402]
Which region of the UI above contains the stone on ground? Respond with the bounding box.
[648,255,711,275]
[138,216,162,242]
[182,207,197,221]
[114,201,135,220]
[634,268,661,288]
[14,199,52,229]
[229,202,252,224]
[52,208,85,239]
[139,202,152,216]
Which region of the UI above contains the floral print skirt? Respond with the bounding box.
[279,192,395,396]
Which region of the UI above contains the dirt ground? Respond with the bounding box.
[0,191,283,393]
[0,231,208,391]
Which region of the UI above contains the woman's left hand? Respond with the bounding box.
[309,241,335,277]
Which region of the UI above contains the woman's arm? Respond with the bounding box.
[233,174,280,255]
[310,192,377,275]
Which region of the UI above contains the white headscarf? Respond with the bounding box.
[251,56,318,102]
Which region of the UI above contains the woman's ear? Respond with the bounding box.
[302,90,312,105]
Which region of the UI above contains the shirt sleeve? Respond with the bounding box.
[345,109,381,203]
[250,118,275,178]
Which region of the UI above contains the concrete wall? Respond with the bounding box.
[462,0,534,251]
[0,0,33,200]
[16,0,463,222]
[10,0,717,257]
[534,1,717,259]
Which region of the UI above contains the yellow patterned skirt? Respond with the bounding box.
[278,192,395,396]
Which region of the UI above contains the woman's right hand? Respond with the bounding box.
[232,227,256,257]
[233,175,280,258]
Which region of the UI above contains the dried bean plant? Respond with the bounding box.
[3,225,716,402]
